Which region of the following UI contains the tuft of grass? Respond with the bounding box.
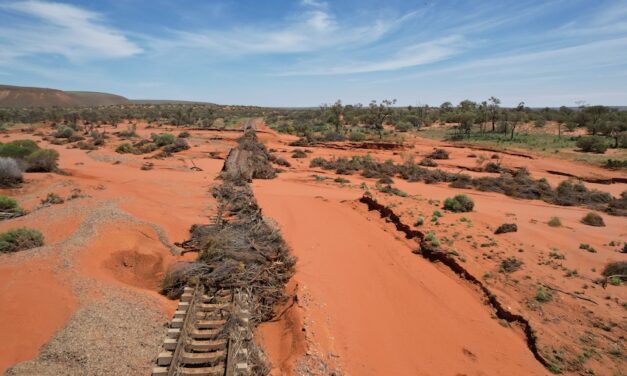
[414,216,425,226]
[580,212,605,227]
[547,217,562,227]
[334,177,349,184]
[41,192,64,205]
[0,195,24,216]
[579,243,597,253]
[535,286,551,302]
[0,227,44,253]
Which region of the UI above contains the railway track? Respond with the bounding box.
[152,286,252,376]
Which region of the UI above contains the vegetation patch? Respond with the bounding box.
[500,256,523,273]
[0,227,44,253]
[443,194,474,212]
[0,195,24,218]
[580,212,605,227]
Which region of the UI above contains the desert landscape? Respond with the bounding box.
[0,98,624,376]
[0,1,626,375]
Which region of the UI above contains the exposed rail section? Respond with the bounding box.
[152,286,252,376]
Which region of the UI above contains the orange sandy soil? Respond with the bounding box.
[0,122,237,373]
[252,123,625,375]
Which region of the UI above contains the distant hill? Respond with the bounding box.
[130,99,216,105]
[0,85,130,108]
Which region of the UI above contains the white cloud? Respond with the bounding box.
[278,36,464,75]
[0,0,142,62]
[156,5,414,55]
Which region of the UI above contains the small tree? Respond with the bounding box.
[365,99,397,139]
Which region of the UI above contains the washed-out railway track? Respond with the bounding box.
[152,286,252,376]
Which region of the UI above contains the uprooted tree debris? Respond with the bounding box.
[161,130,295,374]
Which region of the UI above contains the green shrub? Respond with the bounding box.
[163,138,190,153]
[116,143,136,154]
[53,126,74,139]
[0,227,44,253]
[443,194,474,212]
[334,177,349,184]
[25,149,59,172]
[377,184,407,197]
[535,286,551,302]
[576,136,608,153]
[547,217,562,227]
[348,131,366,142]
[150,133,175,146]
[414,216,425,226]
[0,140,40,159]
[580,212,605,227]
[0,195,24,215]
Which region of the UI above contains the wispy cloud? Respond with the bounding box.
[154,3,415,56]
[277,36,465,75]
[0,0,141,63]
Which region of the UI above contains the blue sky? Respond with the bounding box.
[0,0,626,107]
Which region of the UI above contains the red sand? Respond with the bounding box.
[254,179,547,375]
[0,258,76,373]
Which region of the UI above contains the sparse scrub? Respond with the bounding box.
[443,194,474,212]
[602,262,627,278]
[178,131,191,138]
[580,212,605,227]
[0,227,44,253]
[547,217,562,227]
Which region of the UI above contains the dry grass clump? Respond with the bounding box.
[419,157,437,167]
[500,256,523,273]
[291,149,307,158]
[427,148,449,159]
[495,223,517,234]
[547,217,562,227]
[602,262,627,277]
[0,227,44,253]
[580,212,605,227]
[0,195,24,218]
[41,192,64,205]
